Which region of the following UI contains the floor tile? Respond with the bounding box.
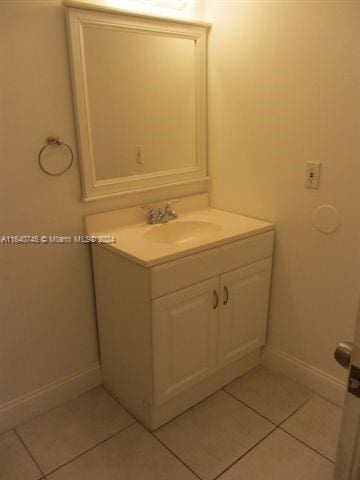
[47,423,197,480]
[224,365,313,424]
[217,429,333,480]
[154,390,274,480]
[281,395,342,461]
[16,387,135,474]
[0,429,42,480]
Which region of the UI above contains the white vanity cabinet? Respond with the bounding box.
[91,228,274,430]
[152,258,272,405]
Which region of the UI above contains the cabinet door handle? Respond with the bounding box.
[223,285,229,305]
[213,290,219,309]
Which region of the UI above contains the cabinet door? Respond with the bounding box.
[152,277,219,405]
[218,258,272,368]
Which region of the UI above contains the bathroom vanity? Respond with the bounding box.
[87,195,274,429]
[67,2,274,430]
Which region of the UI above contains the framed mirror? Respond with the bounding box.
[65,1,210,201]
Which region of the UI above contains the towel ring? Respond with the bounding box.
[38,136,74,176]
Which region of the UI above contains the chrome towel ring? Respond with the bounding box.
[38,136,74,176]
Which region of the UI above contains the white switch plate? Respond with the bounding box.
[305,162,321,189]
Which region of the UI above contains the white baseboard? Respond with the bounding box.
[261,346,346,407]
[0,349,346,433]
[0,363,102,433]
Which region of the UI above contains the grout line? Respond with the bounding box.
[152,387,321,479]
[13,429,46,477]
[223,387,315,429]
[213,426,278,480]
[153,388,280,480]
[278,394,314,426]
[152,368,263,433]
[221,365,258,392]
[101,387,138,426]
[219,392,335,468]
[152,389,224,433]
[224,390,334,465]
[151,433,203,480]
[222,389,278,427]
[39,421,136,477]
[278,428,335,464]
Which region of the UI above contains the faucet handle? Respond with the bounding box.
[141,204,156,224]
[164,199,179,221]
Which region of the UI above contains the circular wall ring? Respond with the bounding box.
[313,205,340,234]
[38,137,74,176]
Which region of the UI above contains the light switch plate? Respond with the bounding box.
[305,162,321,189]
[136,145,144,165]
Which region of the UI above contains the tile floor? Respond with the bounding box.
[1,365,342,480]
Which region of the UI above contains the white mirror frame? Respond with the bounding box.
[65,1,211,201]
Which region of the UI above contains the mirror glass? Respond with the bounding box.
[84,27,196,181]
[66,5,209,199]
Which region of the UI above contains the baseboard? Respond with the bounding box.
[0,363,102,433]
[261,346,346,407]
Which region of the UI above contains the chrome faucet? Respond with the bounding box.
[141,199,179,224]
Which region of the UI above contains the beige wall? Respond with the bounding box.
[206,1,360,383]
[3,0,360,427]
[0,0,204,427]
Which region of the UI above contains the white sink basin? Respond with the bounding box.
[143,220,222,245]
[85,194,274,266]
